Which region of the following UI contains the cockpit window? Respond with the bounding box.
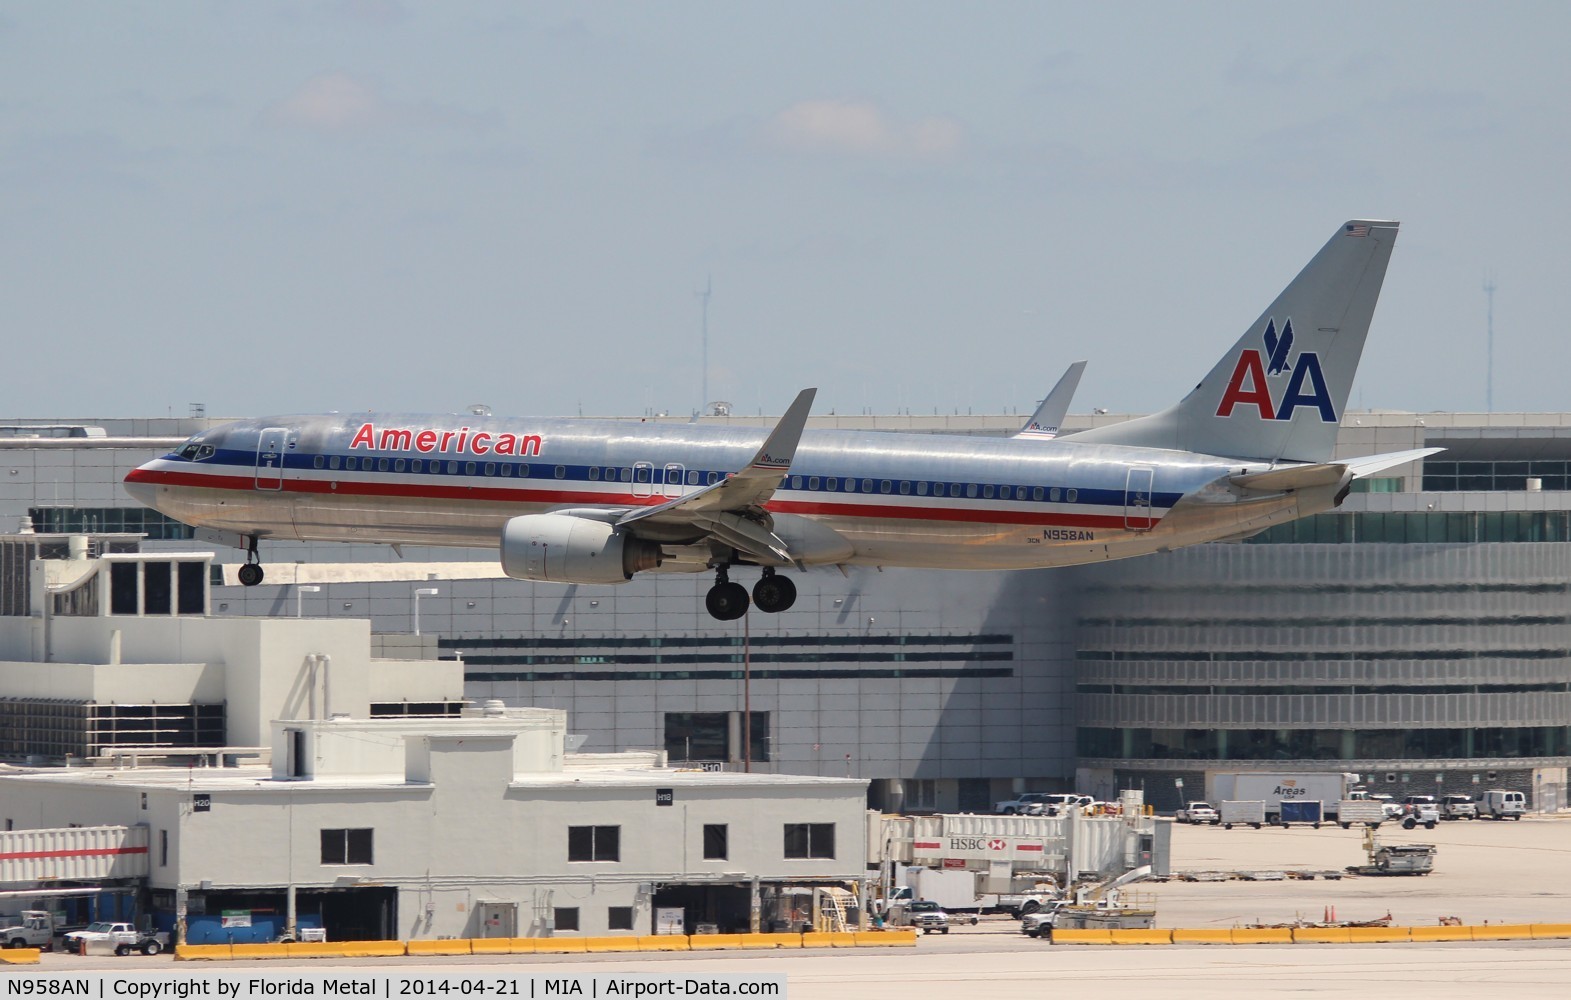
[177,442,216,461]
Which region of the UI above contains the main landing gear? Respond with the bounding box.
[704,567,798,621]
[237,535,265,587]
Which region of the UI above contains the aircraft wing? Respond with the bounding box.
[1014,361,1086,440]
[615,388,817,561]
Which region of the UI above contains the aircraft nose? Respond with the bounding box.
[122,469,158,509]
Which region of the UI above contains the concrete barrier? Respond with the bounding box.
[1171,929,1233,944]
[1229,928,1293,945]
[740,932,802,949]
[581,936,638,953]
[1347,926,1410,944]
[1292,928,1353,944]
[1468,923,1535,941]
[337,941,406,958]
[1530,923,1571,940]
[802,932,859,948]
[406,939,473,956]
[533,938,588,953]
[469,938,515,954]
[285,941,346,958]
[0,949,41,965]
[1409,925,1473,942]
[174,944,233,961]
[1107,928,1174,945]
[689,933,746,950]
[229,942,292,959]
[635,935,690,951]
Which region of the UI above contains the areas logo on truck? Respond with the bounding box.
[1215,318,1337,423]
[1274,779,1310,799]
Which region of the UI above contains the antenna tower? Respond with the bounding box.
[697,275,712,413]
[1484,275,1496,413]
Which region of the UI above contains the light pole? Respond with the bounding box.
[295,585,320,618]
[413,587,439,635]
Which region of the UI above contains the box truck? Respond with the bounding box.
[1212,772,1359,824]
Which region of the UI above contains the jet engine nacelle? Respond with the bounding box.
[500,513,662,584]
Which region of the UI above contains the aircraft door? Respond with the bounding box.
[632,461,654,499]
[663,463,685,498]
[1124,467,1154,531]
[256,427,289,491]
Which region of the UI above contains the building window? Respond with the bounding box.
[554,908,580,932]
[608,907,635,931]
[159,829,168,867]
[665,712,769,763]
[321,828,373,865]
[568,825,620,862]
[703,824,728,861]
[784,823,835,859]
[907,779,937,810]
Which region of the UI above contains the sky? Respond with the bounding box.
[1,1,1568,421]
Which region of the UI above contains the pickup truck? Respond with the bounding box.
[994,793,1054,815]
[1175,801,1220,824]
[0,910,55,950]
[906,900,950,935]
[62,921,166,956]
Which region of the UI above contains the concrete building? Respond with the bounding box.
[1,410,1568,814]
[0,544,869,941]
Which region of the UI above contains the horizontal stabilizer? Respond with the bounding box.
[1230,447,1444,493]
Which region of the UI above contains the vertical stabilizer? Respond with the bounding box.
[1072,220,1398,463]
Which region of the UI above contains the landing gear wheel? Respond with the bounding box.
[705,581,750,621]
[238,563,265,587]
[752,573,797,613]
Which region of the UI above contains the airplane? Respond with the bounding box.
[124,220,1436,621]
[1015,360,1086,440]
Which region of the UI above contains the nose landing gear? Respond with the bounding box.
[705,567,798,620]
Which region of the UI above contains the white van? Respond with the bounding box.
[1479,789,1526,820]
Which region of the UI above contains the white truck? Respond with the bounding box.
[891,867,1052,918]
[0,911,55,950]
[61,921,167,956]
[1213,772,1359,825]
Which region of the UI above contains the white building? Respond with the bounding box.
[0,543,869,942]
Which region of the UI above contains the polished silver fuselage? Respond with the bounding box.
[125,414,1322,572]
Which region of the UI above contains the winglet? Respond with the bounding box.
[1015,361,1086,440]
[746,388,816,471]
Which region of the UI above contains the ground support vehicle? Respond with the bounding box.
[1337,800,1386,828]
[1479,789,1526,820]
[0,911,54,950]
[1220,800,1266,829]
[1347,826,1436,876]
[1400,803,1439,830]
[62,921,167,956]
[1213,772,1359,824]
[1279,800,1323,828]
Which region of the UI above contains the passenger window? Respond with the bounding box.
[622,468,634,482]
[499,463,511,477]
[465,462,477,475]
[1016,486,1028,500]
[826,478,837,491]
[1067,489,1078,502]
[791,476,803,490]
[688,470,699,485]
[378,458,390,472]
[966,484,978,498]
[329,456,341,471]
[312,456,324,469]
[706,472,718,485]
[950,483,962,497]
[982,484,994,499]
[809,477,821,490]
[519,464,531,478]
[636,466,650,483]
[862,479,874,493]
[447,461,459,474]
[1050,488,1061,502]
[554,465,566,479]
[1032,486,1044,501]
[899,481,910,495]
[589,467,600,481]
[844,479,856,493]
[916,482,928,496]
[412,459,423,473]
[394,459,406,472]
[880,480,892,494]
[347,457,359,471]
[484,462,495,476]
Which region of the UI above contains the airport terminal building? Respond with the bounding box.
[2,409,1568,813]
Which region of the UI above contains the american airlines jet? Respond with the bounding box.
[125,220,1431,620]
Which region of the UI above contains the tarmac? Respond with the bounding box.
[22,814,1571,997]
